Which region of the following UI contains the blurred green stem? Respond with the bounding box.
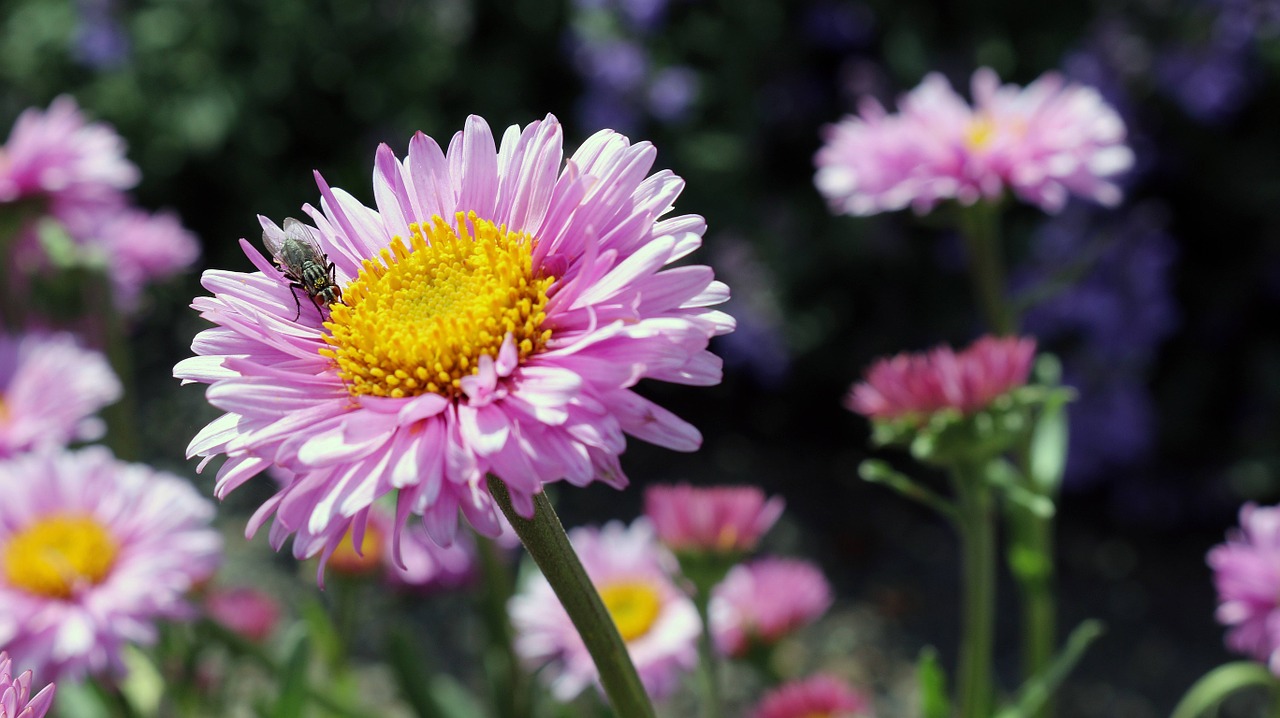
[691,586,724,718]
[953,462,997,718]
[488,476,656,718]
[476,535,532,718]
[958,200,1015,336]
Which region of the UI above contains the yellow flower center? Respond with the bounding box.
[599,580,663,642]
[965,116,996,150]
[2,514,118,599]
[322,212,554,399]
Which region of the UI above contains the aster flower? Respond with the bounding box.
[711,557,833,658]
[0,447,222,681]
[644,484,784,555]
[1208,503,1280,672]
[751,674,874,718]
[91,207,201,309]
[0,332,121,457]
[175,114,731,570]
[204,587,280,642]
[0,96,138,217]
[847,335,1036,423]
[815,67,1133,216]
[508,519,699,701]
[0,652,55,718]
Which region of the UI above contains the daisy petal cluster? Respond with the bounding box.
[1208,503,1280,672]
[750,674,874,718]
[847,335,1036,422]
[204,587,280,643]
[0,447,222,681]
[509,519,699,701]
[0,96,198,311]
[644,483,784,554]
[815,68,1133,216]
[176,114,732,571]
[0,332,121,457]
[711,557,833,657]
[0,652,55,718]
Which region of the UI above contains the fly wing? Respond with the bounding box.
[261,217,289,261]
[282,217,326,258]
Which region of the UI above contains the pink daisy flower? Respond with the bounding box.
[508,519,699,701]
[89,207,202,310]
[204,587,280,642]
[175,114,732,569]
[0,96,138,217]
[644,483,784,554]
[324,504,479,591]
[847,335,1036,423]
[0,447,222,682]
[0,332,121,457]
[0,651,55,718]
[1208,503,1280,673]
[815,67,1133,216]
[751,674,874,718]
[711,557,833,657]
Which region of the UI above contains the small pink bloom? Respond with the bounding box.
[1209,503,1280,673]
[815,68,1133,216]
[751,674,874,718]
[205,587,280,642]
[91,208,201,310]
[509,519,699,701]
[383,512,480,594]
[0,651,56,718]
[0,96,138,218]
[711,557,832,657]
[644,483,784,554]
[847,335,1036,422]
[0,332,121,457]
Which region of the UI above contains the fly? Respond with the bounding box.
[262,217,343,320]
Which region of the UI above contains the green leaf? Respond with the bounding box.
[859,459,957,521]
[986,459,1055,519]
[1168,661,1278,718]
[996,620,1105,718]
[272,630,310,718]
[386,630,448,718]
[916,646,950,718]
[427,673,489,718]
[1028,355,1073,495]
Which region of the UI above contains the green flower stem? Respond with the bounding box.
[953,463,997,718]
[958,200,1016,336]
[1009,505,1056,690]
[476,536,533,718]
[487,476,656,718]
[691,586,724,718]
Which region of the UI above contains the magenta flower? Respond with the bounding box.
[711,557,833,657]
[847,335,1036,423]
[0,96,138,218]
[176,114,732,569]
[509,519,699,701]
[0,651,55,718]
[0,332,121,457]
[0,447,222,681]
[644,483,784,554]
[91,208,201,310]
[750,674,874,718]
[204,587,280,642]
[815,68,1133,216]
[1208,503,1280,672]
[385,516,480,593]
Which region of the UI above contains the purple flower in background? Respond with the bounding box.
[73,0,130,69]
[646,66,700,123]
[802,0,876,50]
[1156,44,1256,123]
[709,237,791,387]
[1209,503,1280,672]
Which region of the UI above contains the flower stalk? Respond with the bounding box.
[487,476,656,718]
[953,462,997,718]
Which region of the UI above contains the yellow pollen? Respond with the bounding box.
[599,580,663,642]
[965,116,996,150]
[2,514,118,599]
[322,212,554,399]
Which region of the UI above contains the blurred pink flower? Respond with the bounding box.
[751,674,874,718]
[205,587,280,642]
[644,483,784,554]
[0,96,138,218]
[1209,503,1280,672]
[0,447,222,681]
[175,114,732,575]
[847,335,1036,422]
[0,332,120,457]
[815,68,1132,216]
[0,651,55,718]
[509,519,699,701]
[92,208,201,310]
[711,557,832,657]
